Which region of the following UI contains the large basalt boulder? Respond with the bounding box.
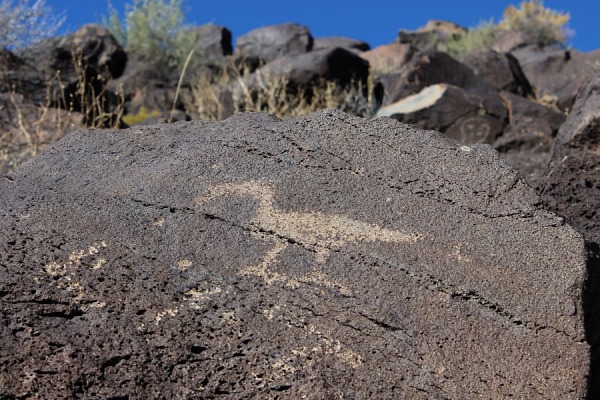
[235,23,313,67]
[313,36,370,52]
[359,43,416,76]
[463,49,533,97]
[0,110,595,398]
[512,45,600,111]
[375,84,507,145]
[377,51,495,106]
[534,68,600,247]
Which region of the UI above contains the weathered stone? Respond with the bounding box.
[375,84,507,144]
[313,36,370,52]
[512,45,600,111]
[493,91,565,178]
[463,49,533,97]
[0,110,593,398]
[398,20,466,52]
[377,51,495,106]
[235,23,313,66]
[359,43,416,76]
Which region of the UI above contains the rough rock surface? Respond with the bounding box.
[191,23,233,62]
[0,110,594,398]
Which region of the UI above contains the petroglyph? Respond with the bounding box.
[154,284,224,325]
[43,241,108,303]
[197,180,422,294]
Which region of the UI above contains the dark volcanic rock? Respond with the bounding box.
[534,68,600,246]
[234,47,370,101]
[493,91,565,178]
[191,23,233,62]
[313,36,370,52]
[3,24,126,107]
[377,51,495,106]
[375,84,507,145]
[512,45,600,111]
[0,110,593,398]
[235,23,314,66]
[463,49,533,97]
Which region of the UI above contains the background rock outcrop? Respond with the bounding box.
[0,110,594,398]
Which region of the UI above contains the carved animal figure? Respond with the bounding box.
[198,180,422,294]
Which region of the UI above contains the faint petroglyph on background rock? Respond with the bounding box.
[197,180,423,295]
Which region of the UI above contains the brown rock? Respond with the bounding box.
[398,20,466,52]
[359,43,416,76]
[0,110,593,398]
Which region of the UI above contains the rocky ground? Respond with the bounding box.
[1,19,599,399]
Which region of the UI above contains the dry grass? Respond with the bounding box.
[184,62,378,121]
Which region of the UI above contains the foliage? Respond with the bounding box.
[440,21,497,59]
[500,0,570,46]
[122,105,161,125]
[0,0,65,49]
[103,0,199,71]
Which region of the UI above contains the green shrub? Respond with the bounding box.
[440,20,497,59]
[103,0,199,71]
[0,0,65,49]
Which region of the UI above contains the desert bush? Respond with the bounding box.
[185,64,377,121]
[500,0,570,46]
[440,21,497,59]
[0,0,64,49]
[103,0,199,71]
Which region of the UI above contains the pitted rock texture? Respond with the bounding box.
[0,110,594,398]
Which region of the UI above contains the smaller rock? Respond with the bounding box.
[359,43,416,76]
[398,20,466,52]
[235,23,313,67]
[313,36,370,52]
[375,84,506,144]
[190,23,233,63]
[377,51,495,106]
[463,49,533,97]
[512,45,600,111]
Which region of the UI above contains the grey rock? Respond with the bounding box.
[0,109,594,398]
[512,45,600,111]
[191,23,233,62]
[235,23,314,66]
[377,51,495,106]
[313,36,370,52]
